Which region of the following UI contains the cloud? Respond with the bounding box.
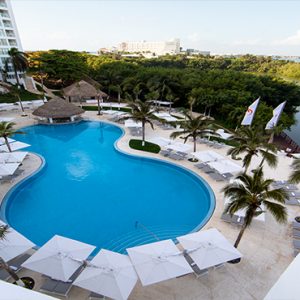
[232,39,263,46]
[187,33,200,42]
[273,30,300,46]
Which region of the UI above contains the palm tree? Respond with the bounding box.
[289,158,300,183]
[8,48,28,87]
[223,167,287,248]
[122,100,157,146]
[0,225,25,286]
[10,85,27,116]
[0,122,24,152]
[228,126,278,173]
[170,111,216,154]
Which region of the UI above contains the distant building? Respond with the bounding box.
[185,49,210,56]
[117,39,180,56]
[272,55,300,63]
[0,0,23,84]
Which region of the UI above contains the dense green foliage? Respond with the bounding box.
[0,89,39,103]
[129,139,161,153]
[27,51,300,129]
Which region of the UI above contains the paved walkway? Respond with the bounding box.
[0,109,299,300]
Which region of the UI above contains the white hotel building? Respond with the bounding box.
[0,0,23,84]
[118,39,181,56]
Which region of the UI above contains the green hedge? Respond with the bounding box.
[129,139,161,153]
[82,105,131,112]
[0,90,41,103]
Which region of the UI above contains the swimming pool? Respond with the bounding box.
[1,121,215,253]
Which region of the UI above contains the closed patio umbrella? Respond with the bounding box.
[167,142,192,152]
[74,249,138,300]
[0,222,35,262]
[22,235,96,282]
[192,150,225,162]
[177,228,242,270]
[208,159,243,174]
[127,239,193,286]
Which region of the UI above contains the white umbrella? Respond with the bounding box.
[22,235,96,281]
[0,224,35,262]
[0,152,28,164]
[102,109,117,115]
[216,129,232,140]
[74,249,138,300]
[0,141,30,152]
[127,239,193,286]
[192,150,225,162]
[124,120,142,128]
[148,137,172,147]
[177,228,242,270]
[0,280,58,300]
[0,137,15,145]
[208,159,243,174]
[167,142,192,152]
[0,163,20,176]
[0,117,14,122]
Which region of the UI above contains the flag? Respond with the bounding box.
[265,101,286,130]
[241,98,260,126]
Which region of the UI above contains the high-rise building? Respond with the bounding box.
[118,39,180,56]
[0,0,23,84]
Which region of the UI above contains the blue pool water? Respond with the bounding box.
[2,121,215,253]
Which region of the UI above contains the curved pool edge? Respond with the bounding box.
[0,152,46,224]
[0,119,216,236]
[112,124,216,233]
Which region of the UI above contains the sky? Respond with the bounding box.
[10,0,300,56]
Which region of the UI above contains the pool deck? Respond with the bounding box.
[0,109,299,300]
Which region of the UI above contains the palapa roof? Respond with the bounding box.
[32,98,84,118]
[62,80,108,98]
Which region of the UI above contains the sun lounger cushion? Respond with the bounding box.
[293,221,300,229]
[293,239,300,249]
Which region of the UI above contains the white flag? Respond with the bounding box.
[265,101,286,130]
[241,98,260,126]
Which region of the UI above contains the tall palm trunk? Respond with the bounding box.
[0,257,24,286]
[97,96,101,115]
[12,62,20,87]
[142,121,145,146]
[118,89,121,111]
[234,223,247,248]
[4,136,11,152]
[259,157,265,168]
[16,94,25,116]
[193,137,197,152]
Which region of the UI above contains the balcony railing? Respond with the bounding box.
[0,2,7,8]
[0,13,10,18]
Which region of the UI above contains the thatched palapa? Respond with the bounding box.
[32,97,84,123]
[62,80,108,100]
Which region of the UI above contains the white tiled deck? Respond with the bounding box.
[0,109,299,300]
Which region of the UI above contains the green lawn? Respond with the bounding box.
[82,105,131,113]
[0,90,42,103]
[129,139,161,153]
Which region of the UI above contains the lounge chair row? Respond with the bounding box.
[194,163,233,182]
[221,212,245,226]
[293,221,300,256]
[160,149,188,161]
[197,138,225,149]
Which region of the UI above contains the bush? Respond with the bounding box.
[129,139,161,153]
